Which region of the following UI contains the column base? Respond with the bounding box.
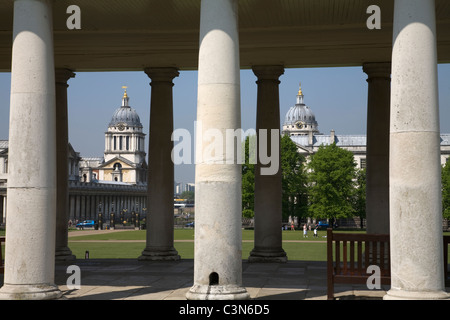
[384,288,450,300]
[248,248,287,263]
[0,284,62,300]
[55,247,76,261]
[186,284,250,300]
[138,247,180,261]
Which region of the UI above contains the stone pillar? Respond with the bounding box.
[186,0,249,300]
[385,0,449,300]
[363,62,391,235]
[249,65,286,263]
[55,68,76,261]
[0,196,3,225]
[0,0,61,300]
[139,67,180,261]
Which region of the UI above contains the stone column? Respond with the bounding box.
[363,62,391,235]
[139,67,180,261]
[249,65,287,263]
[385,0,449,300]
[186,0,249,300]
[0,0,61,300]
[55,68,76,261]
[0,196,3,225]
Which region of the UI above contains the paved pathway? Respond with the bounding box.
[55,258,389,301]
[60,229,449,301]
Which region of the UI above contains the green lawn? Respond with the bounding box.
[66,229,450,262]
[67,229,331,260]
[67,228,331,241]
[68,237,328,261]
[0,229,448,262]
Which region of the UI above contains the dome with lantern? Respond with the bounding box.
[282,83,319,136]
[109,87,143,129]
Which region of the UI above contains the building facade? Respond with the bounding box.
[282,86,450,168]
[79,88,147,185]
[0,89,148,226]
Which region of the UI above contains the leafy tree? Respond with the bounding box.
[280,134,308,220]
[180,190,195,202]
[242,135,255,218]
[307,143,357,222]
[352,168,366,229]
[442,161,450,220]
[241,134,308,220]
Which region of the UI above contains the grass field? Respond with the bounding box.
[66,229,450,262]
[0,228,448,261]
[67,229,332,260]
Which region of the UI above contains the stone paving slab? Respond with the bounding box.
[53,259,391,300]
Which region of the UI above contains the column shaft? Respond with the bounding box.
[249,65,286,262]
[0,0,61,300]
[363,62,391,235]
[385,0,449,300]
[187,0,249,300]
[55,68,76,261]
[139,67,180,261]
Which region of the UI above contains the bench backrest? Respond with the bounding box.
[327,228,390,279]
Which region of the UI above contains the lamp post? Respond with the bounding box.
[110,201,115,230]
[142,207,147,230]
[98,201,103,230]
[135,201,140,230]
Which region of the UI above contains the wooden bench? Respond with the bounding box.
[327,228,390,300]
[327,230,450,299]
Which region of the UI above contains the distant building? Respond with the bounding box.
[282,84,450,167]
[174,182,196,197]
[79,88,147,185]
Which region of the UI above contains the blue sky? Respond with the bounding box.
[1,64,449,183]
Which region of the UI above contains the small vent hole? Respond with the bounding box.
[209,272,219,286]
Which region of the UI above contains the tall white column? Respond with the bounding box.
[385,0,449,300]
[186,0,249,300]
[139,67,180,261]
[0,0,61,299]
[55,68,76,261]
[363,62,391,235]
[249,65,287,263]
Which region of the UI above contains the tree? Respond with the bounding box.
[241,134,308,220]
[442,161,450,220]
[352,168,366,229]
[307,143,357,222]
[242,135,255,218]
[280,134,308,220]
[180,190,195,202]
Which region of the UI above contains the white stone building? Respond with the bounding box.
[79,89,147,185]
[282,86,450,168]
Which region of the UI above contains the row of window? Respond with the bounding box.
[112,136,143,151]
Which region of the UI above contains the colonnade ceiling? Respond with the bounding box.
[0,0,449,71]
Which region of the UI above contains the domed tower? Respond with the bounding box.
[282,83,320,136]
[103,87,147,183]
